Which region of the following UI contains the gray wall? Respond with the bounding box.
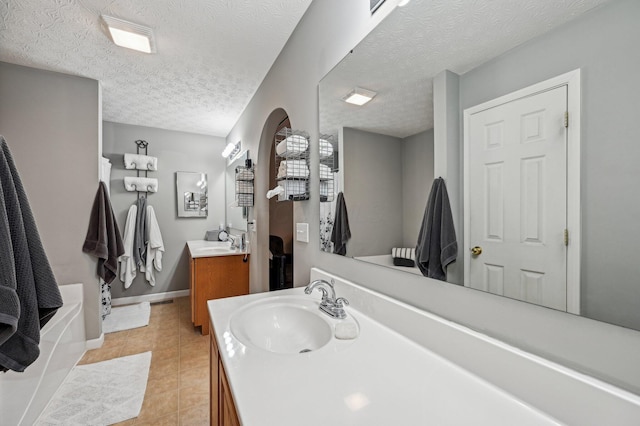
[102,122,226,298]
[342,127,434,255]
[433,70,463,284]
[458,0,640,330]
[225,0,640,394]
[344,127,403,256]
[402,129,434,247]
[0,62,101,340]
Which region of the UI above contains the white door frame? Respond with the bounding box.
[463,69,581,315]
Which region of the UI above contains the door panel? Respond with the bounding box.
[468,86,568,310]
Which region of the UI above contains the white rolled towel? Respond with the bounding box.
[278,180,307,201]
[277,160,309,179]
[319,138,333,159]
[319,164,332,180]
[266,186,285,199]
[276,134,309,157]
[392,247,416,261]
[237,193,254,207]
[320,180,330,197]
[236,169,254,180]
[124,153,158,171]
[124,177,158,193]
[235,181,253,194]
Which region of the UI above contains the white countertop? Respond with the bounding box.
[207,286,561,425]
[187,239,248,258]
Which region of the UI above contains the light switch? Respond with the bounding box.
[296,223,309,243]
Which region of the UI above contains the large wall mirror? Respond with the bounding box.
[319,0,640,332]
[176,171,208,217]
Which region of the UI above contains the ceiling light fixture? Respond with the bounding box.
[343,87,377,106]
[222,141,241,159]
[101,15,156,53]
[398,0,411,6]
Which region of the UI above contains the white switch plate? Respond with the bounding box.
[296,223,309,243]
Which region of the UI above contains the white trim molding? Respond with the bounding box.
[462,69,581,315]
[111,289,190,307]
[86,332,104,350]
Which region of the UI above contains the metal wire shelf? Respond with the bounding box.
[319,134,336,202]
[274,127,310,202]
[235,165,254,207]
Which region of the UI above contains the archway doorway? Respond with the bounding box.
[253,108,295,293]
[268,116,294,290]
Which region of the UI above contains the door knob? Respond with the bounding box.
[470,246,482,256]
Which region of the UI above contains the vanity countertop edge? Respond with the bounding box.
[187,239,249,258]
[206,274,638,425]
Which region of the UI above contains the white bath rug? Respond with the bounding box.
[35,352,151,425]
[102,301,150,333]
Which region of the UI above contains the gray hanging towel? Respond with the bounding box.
[0,136,62,372]
[0,162,19,347]
[82,181,125,284]
[133,196,147,267]
[415,177,457,281]
[330,192,351,256]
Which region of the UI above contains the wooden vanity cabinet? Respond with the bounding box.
[190,254,249,335]
[211,321,241,426]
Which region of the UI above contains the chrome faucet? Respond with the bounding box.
[304,279,349,319]
[228,233,247,251]
[227,234,238,249]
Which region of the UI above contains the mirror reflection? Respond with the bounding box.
[319,0,640,331]
[176,171,208,217]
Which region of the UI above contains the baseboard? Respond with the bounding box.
[86,332,104,350]
[111,289,190,307]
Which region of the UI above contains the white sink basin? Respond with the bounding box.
[229,296,333,354]
[188,240,239,257]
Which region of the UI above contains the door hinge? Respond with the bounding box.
[564,111,569,128]
[564,229,569,246]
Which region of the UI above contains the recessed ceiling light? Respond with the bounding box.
[343,87,377,106]
[101,15,156,54]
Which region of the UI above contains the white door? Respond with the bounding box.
[466,86,568,311]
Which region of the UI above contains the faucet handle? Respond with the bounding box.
[317,287,329,301]
[334,297,349,308]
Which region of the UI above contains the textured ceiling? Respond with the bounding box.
[0,0,312,136]
[319,0,612,139]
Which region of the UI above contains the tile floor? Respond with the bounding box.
[78,297,210,426]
